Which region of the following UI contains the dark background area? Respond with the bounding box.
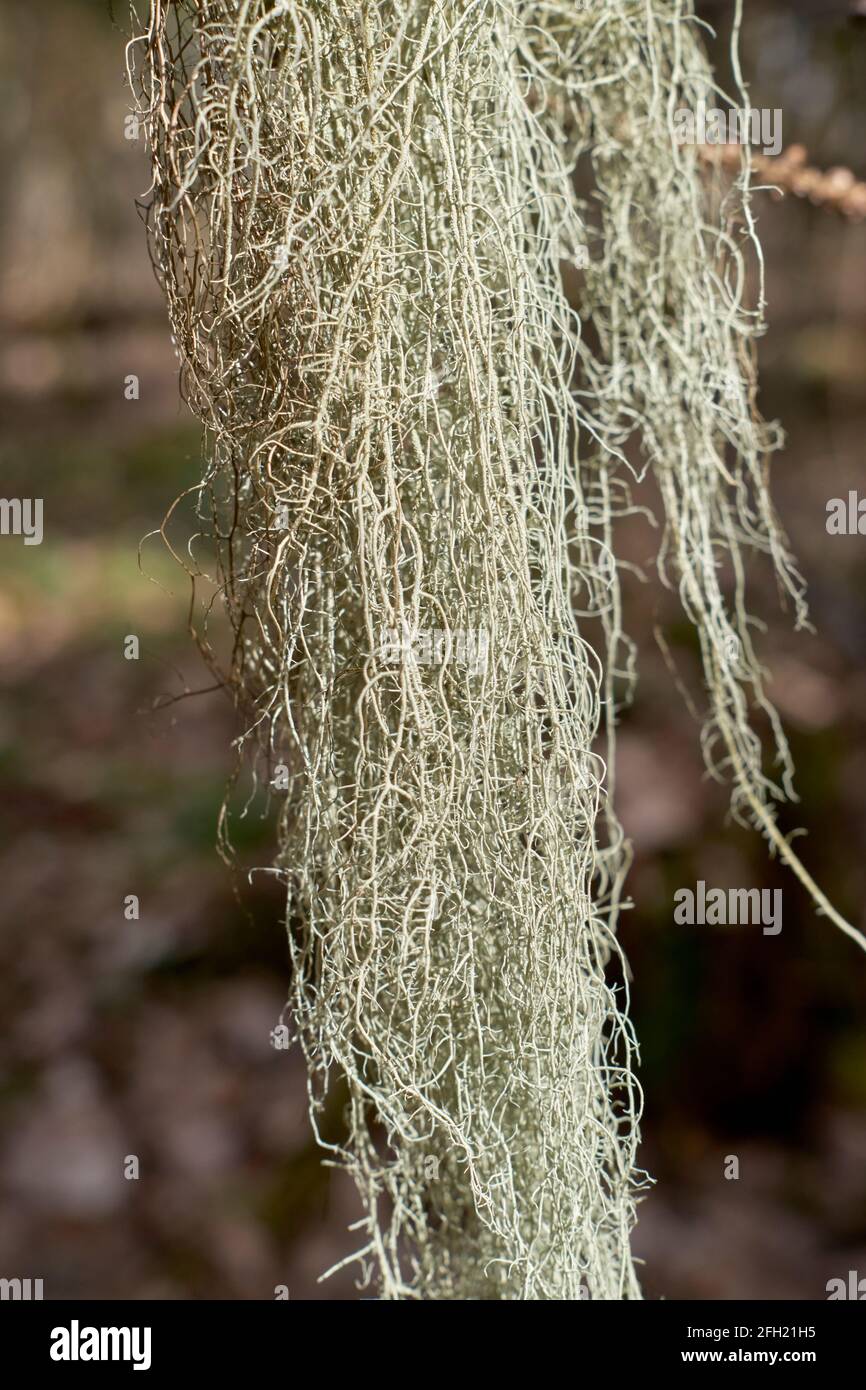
[0,0,864,1299]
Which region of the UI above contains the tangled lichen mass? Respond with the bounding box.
[131,0,862,1301]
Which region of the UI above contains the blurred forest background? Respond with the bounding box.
[1,0,865,1299]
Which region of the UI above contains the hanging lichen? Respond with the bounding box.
[130,0,864,1303]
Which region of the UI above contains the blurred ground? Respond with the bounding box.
[0,0,865,1299]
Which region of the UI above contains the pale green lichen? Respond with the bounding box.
[131,0,863,1303]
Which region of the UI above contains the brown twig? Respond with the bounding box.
[699,142,866,221]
